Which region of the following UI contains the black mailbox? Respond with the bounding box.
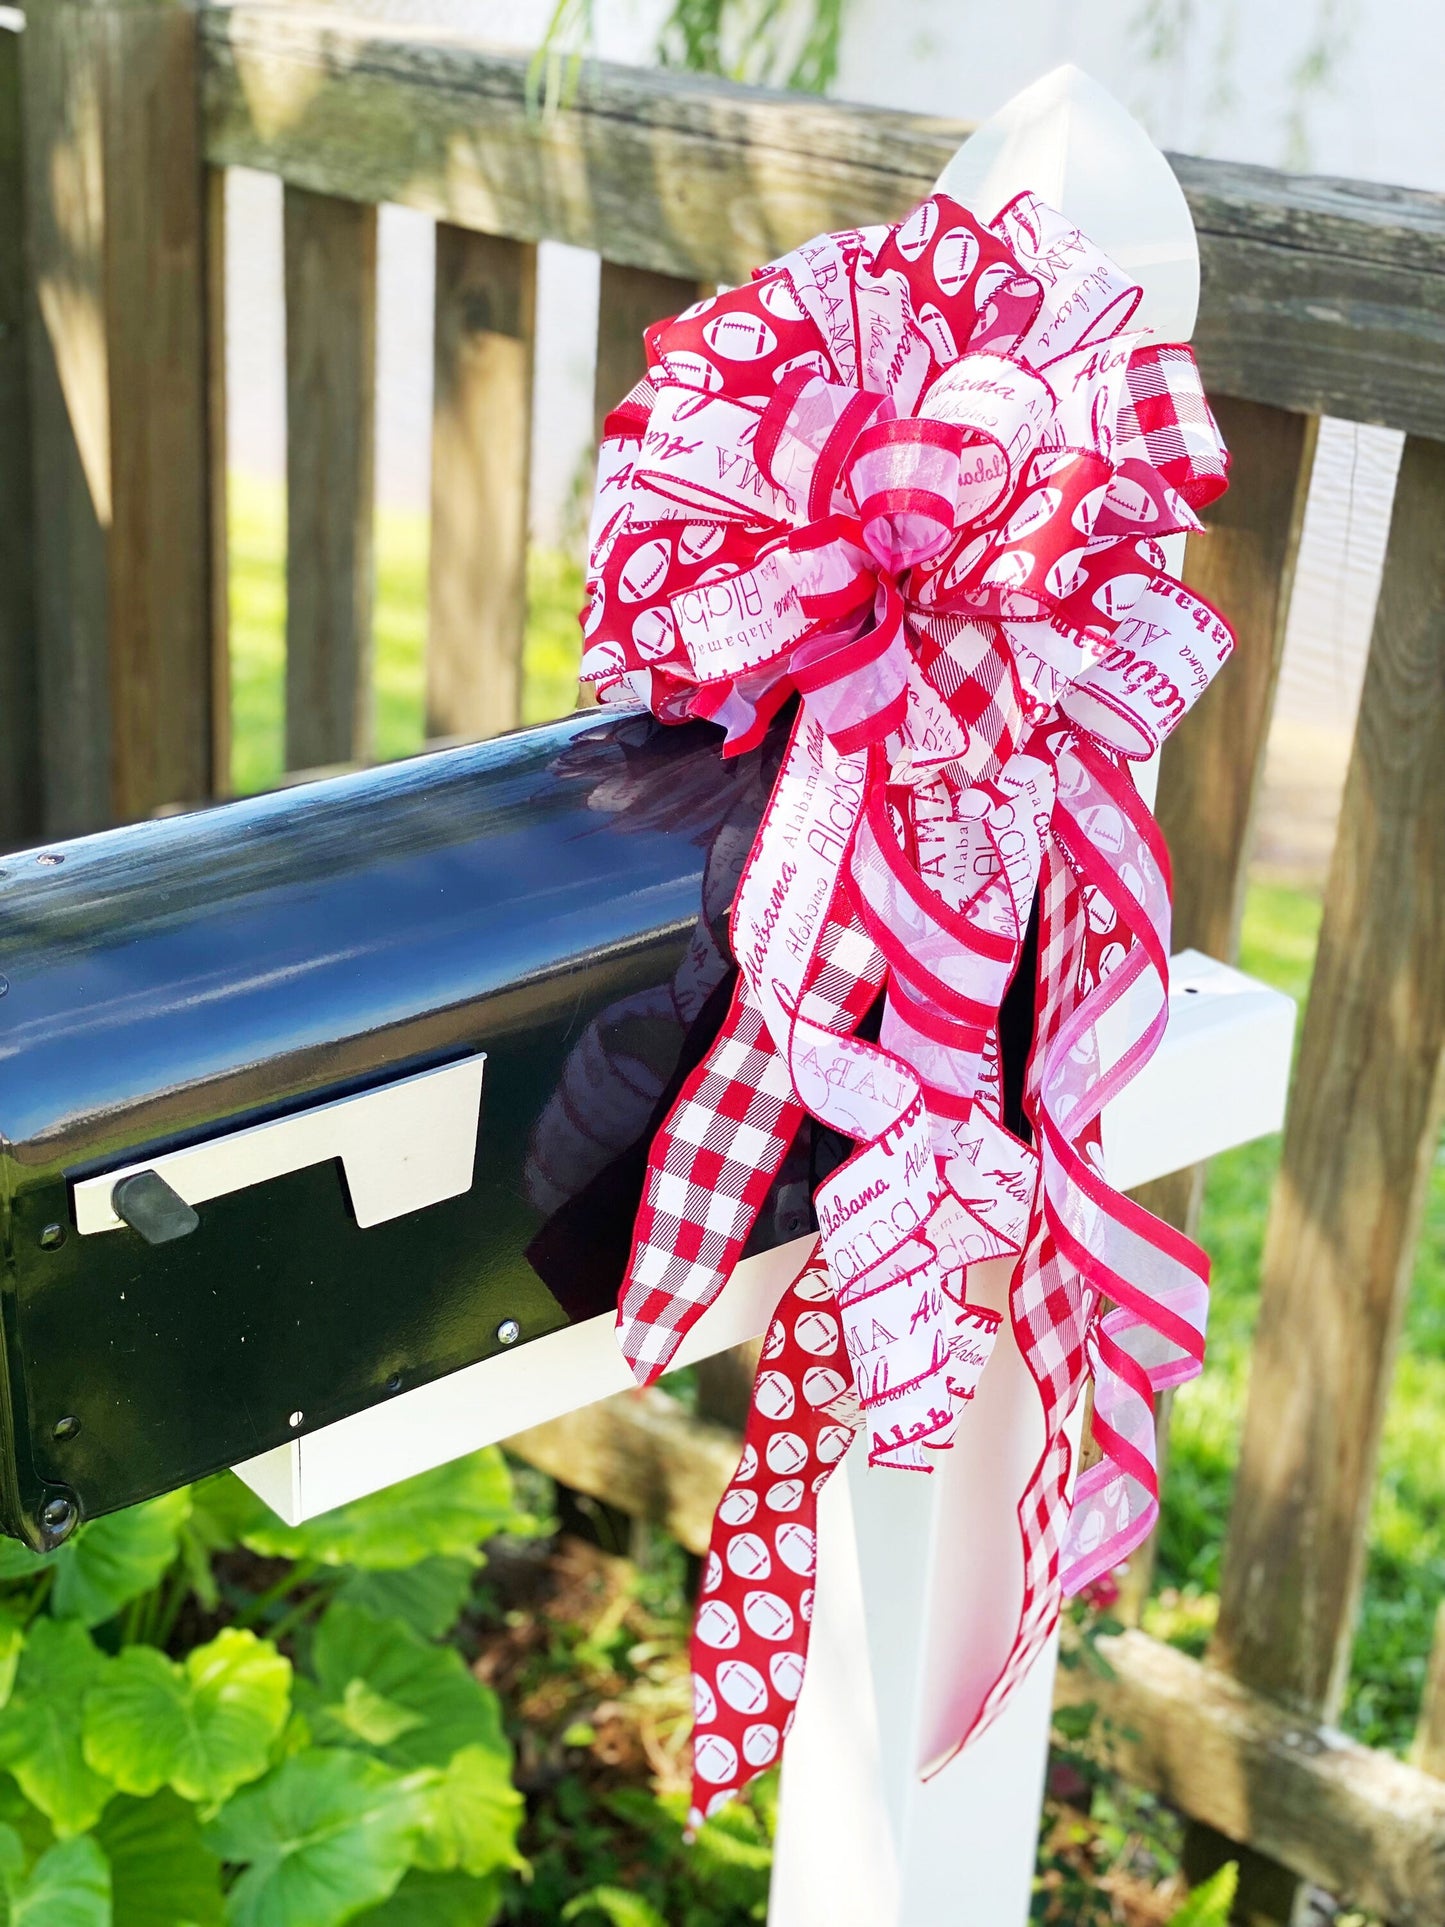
[0,711,816,1549]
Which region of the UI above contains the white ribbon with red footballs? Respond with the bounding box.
[578,187,1233,1832]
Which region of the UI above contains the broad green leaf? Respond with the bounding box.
[560,1887,667,1927]
[322,1684,424,1753]
[333,1563,474,1641]
[0,1545,49,1585]
[0,1617,26,1713]
[0,1777,58,1867]
[81,1650,182,1800]
[1166,1863,1239,1927]
[228,1454,530,1572]
[691,1798,772,1878]
[1050,1701,1096,1743]
[0,1820,25,1886]
[351,1869,502,1927]
[95,1791,224,1927]
[307,1607,507,1768]
[175,1521,221,1618]
[49,1493,192,1630]
[84,1630,290,1807]
[204,1750,426,1927]
[184,1479,257,1557]
[7,1834,109,1927]
[0,1623,113,1835]
[412,1748,523,1883]
[272,1716,313,1766]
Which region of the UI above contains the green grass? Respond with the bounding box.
[228,473,1445,1758]
[227,474,584,794]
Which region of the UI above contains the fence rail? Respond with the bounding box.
[6,6,1445,1920]
[201,7,1445,436]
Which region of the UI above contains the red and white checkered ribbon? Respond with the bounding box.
[579,187,1232,1829]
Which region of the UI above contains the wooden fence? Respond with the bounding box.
[4,4,1445,1918]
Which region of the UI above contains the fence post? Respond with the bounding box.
[1185,432,1445,1918]
[426,226,536,743]
[283,186,376,773]
[20,0,216,835]
[593,260,705,442]
[0,13,41,850]
[1413,1603,1445,1780]
[205,164,231,795]
[1117,398,1318,1620]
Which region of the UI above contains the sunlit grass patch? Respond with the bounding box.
[225,473,583,796]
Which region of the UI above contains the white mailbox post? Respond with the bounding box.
[234,69,1295,1927]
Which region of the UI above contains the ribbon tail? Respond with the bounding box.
[688,1244,862,1833]
[616,976,803,1384]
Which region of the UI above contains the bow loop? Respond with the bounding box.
[844,416,970,573]
[754,371,893,522]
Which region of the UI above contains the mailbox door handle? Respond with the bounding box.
[72,1056,486,1235]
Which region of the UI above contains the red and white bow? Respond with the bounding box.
[579,188,1233,1831]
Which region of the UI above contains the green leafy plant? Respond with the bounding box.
[529,0,851,110]
[561,1887,668,1927]
[656,0,850,94]
[0,1449,535,1926]
[1165,1860,1238,1926]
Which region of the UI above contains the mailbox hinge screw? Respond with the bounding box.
[496,1319,521,1347]
[39,1223,65,1251]
[52,1417,80,1443]
[38,1495,78,1545]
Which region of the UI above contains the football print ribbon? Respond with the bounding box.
[578,187,1233,1830]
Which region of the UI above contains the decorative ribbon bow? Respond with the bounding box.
[580,188,1233,1832]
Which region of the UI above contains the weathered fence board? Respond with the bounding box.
[0,17,40,850]
[426,225,535,743]
[1174,154,1445,441]
[206,164,231,796]
[1164,400,1320,966]
[23,0,216,834]
[1415,1603,1445,1781]
[20,0,110,835]
[569,261,706,715]
[201,10,1445,440]
[283,185,376,771]
[102,2,216,822]
[201,8,952,275]
[594,261,704,442]
[507,1388,737,1557]
[1055,1630,1445,1927]
[1196,432,1445,1918]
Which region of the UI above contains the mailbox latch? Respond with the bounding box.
[112,1170,201,1246]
